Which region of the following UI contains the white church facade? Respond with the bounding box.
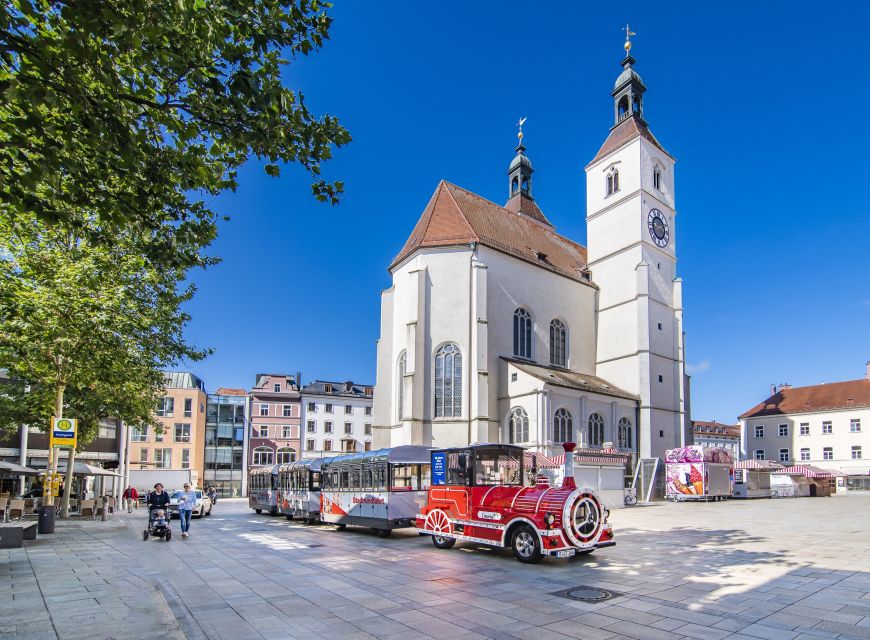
[372,44,689,465]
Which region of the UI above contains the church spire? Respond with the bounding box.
[612,25,646,128]
[508,117,533,199]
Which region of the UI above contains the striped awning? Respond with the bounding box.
[733,459,783,470]
[503,451,562,469]
[775,465,835,478]
[550,449,631,465]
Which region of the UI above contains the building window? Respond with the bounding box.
[513,308,532,359]
[155,429,163,443]
[325,403,333,413]
[325,421,333,434]
[779,424,788,437]
[509,407,529,444]
[822,421,832,434]
[131,425,148,442]
[658,375,663,383]
[155,448,172,469]
[364,442,372,451]
[156,397,174,417]
[323,440,332,452]
[364,423,372,436]
[273,383,281,392]
[307,420,315,433]
[324,384,333,393]
[344,422,352,434]
[754,449,765,461]
[606,167,619,196]
[397,351,407,421]
[184,398,192,418]
[800,423,809,436]
[97,421,117,439]
[779,448,789,463]
[276,447,296,464]
[259,403,269,417]
[283,405,293,417]
[345,405,353,415]
[306,439,315,451]
[800,448,810,461]
[434,343,462,418]
[588,413,605,447]
[852,446,863,460]
[618,417,633,449]
[138,448,148,463]
[553,408,573,443]
[365,406,372,416]
[252,446,273,466]
[754,425,764,438]
[174,423,191,443]
[257,425,268,438]
[549,319,567,367]
[181,449,190,469]
[653,166,661,190]
[282,426,292,439]
[308,402,316,412]
[851,419,861,433]
[343,440,356,453]
[823,447,833,460]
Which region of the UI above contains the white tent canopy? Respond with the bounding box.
[0,460,41,476]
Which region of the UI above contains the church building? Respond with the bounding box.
[371,40,690,465]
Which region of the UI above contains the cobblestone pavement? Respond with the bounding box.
[2,495,870,640]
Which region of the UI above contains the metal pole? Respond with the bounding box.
[18,422,29,495]
[116,420,127,503]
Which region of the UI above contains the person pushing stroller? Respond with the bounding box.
[143,483,172,541]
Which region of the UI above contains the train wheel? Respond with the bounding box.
[143,530,149,541]
[255,509,262,514]
[512,525,543,564]
[375,528,392,538]
[285,514,293,520]
[432,535,456,549]
[336,523,346,531]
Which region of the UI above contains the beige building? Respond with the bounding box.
[128,372,208,487]
[738,362,870,479]
[692,421,741,460]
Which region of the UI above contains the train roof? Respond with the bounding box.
[321,445,432,467]
[278,458,325,473]
[435,442,527,455]
[250,464,280,474]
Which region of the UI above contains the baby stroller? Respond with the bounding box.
[143,508,172,541]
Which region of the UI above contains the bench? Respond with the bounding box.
[0,522,38,548]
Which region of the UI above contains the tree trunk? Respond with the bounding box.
[53,383,76,520]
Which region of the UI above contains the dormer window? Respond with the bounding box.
[273,383,281,392]
[606,168,619,196]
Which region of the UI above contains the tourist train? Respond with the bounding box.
[249,442,614,563]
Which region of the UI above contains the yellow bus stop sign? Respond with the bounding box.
[50,417,77,449]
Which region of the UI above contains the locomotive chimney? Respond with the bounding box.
[561,442,577,489]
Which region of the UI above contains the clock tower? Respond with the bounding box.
[585,38,688,461]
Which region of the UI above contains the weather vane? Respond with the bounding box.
[623,23,636,55]
[516,117,527,146]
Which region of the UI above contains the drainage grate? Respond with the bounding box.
[428,577,465,585]
[550,586,621,603]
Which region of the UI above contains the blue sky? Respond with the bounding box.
[181,1,870,424]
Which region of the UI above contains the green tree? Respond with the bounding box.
[0,0,350,267]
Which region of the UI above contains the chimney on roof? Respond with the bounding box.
[770,384,776,396]
[866,361,870,381]
[296,371,302,388]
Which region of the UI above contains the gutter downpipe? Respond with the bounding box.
[468,242,476,446]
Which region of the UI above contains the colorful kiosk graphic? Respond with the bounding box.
[665,446,733,502]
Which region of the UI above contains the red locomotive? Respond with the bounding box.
[416,442,614,563]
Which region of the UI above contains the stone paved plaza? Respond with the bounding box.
[2,495,870,640]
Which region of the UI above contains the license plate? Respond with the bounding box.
[556,549,575,558]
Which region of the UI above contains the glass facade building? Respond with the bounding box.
[204,392,248,498]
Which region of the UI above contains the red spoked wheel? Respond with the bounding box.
[425,509,455,550]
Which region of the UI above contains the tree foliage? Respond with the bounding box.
[0,0,350,268]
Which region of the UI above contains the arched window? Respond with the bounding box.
[509,407,529,444]
[618,417,633,449]
[618,96,629,119]
[553,408,573,443]
[252,446,274,466]
[276,447,296,464]
[511,177,519,195]
[587,413,605,447]
[653,166,662,191]
[397,351,407,421]
[521,177,530,194]
[606,167,619,196]
[549,319,567,367]
[434,343,462,418]
[513,307,532,359]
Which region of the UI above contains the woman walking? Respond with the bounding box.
[177,483,196,539]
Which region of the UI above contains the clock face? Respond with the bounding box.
[647,208,670,247]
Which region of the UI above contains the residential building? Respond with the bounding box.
[248,373,301,467]
[301,380,374,457]
[738,362,870,484]
[372,42,688,462]
[128,371,207,487]
[204,388,249,498]
[692,421,740,460]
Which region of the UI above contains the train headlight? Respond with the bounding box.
[545,513,555,528]
[603,508,610,523]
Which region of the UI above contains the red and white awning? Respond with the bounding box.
[775,465,835,478]
[733,460,783,470]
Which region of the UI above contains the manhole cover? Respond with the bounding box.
[550,586,621,603]
[428,577,464,585]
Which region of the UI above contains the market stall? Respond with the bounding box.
[665,445,733,501]
[732,459,782,499]
[776,465,834,497]
[770,471,812,498]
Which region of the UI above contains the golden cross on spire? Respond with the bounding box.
[623,23,636,54]
[516,116,527,146]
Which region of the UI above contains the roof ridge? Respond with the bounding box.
[441,181,479,241]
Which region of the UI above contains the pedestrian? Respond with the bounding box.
[146,483,170,514]
[207,486,217,506]
[177,482,196,539]
[123,485,139,513]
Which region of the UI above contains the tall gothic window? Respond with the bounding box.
[434,343,462,418]
[513,307,532,359]
[397,351,406,421]
[587,413,605,447]
[509,407,529,444]
[606,168,619,196]
[618,417,633,449]
[549,319,567,367]
[553,408,573,443]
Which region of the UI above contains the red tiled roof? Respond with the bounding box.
[214,387,247,396]
[739,379,870,419]
[390,181,592,285]
[504,192,552,226]
[587,116,671,167]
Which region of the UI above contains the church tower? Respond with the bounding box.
[585,32,688,460]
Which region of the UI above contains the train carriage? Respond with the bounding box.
[248,464,279,515]
[417,442,614,563]
[320,445,431,537]
[277,458,323,523]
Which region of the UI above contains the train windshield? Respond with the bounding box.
[473,449,523,486]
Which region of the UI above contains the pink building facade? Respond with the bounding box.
[248,373,302,467]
